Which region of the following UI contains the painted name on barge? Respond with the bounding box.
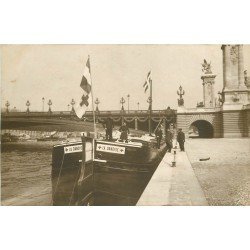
[96,143,125,154]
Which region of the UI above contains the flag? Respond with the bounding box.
[143,71,151,93]
[75,57,93,118]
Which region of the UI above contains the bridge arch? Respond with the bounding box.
[189,119,214,138]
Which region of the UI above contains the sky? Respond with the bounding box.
[1,45,250,112]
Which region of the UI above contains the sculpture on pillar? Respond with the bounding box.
[201,59,212,74]
[218,91,224,105]
[177,85,185,106]
[230,46,238,64]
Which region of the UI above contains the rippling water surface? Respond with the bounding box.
[1,141,155,206]
[1,142,54,205]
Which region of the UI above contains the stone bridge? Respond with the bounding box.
[1,108,176,133]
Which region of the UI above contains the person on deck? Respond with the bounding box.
[103,117,114,141]
[155,126,163,149]
[165,128,173,152]
[177,128,185,151]
[119,122,130,142]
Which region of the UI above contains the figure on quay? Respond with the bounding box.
[177,128,185,152]
[155,125,163,149]
[119,122,130,142]
[103,116,114,141]
[165,128,173,152]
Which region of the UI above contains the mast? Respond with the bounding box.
[89,55,97,139]
[149,77,152,136]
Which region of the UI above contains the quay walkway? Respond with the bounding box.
[137,144,208,206]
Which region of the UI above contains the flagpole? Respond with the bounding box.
[88,55,97,139]
[149,77,152,136]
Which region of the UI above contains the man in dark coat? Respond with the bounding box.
[103,117,114,140]
[119,122,130,142]
[177,128,185,151]
[165,128,173,152]
[155,126,163,149]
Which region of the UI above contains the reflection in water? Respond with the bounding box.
[1,141,155,205]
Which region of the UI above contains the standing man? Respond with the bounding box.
[103,116,114,141]
[119,122,130,142]
[155,125,163,149]
[165,128,173,152]
[177,128,185,151]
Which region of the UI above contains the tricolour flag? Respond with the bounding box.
[75,57,93,119]
[143,71,151,93]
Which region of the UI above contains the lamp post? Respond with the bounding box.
[71,98,75,112]
[120,97,125,111]
[5,101,10,113]
[127,94,130,113]
[67,104,70,111]
[95,98,100,112]
[42,97,45,112]
[48,99,52,113]
[177,85,185,107]
[26,100,31,113]
[147,95,152,136]
[137,102,140,111]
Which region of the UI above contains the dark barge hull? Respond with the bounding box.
[51,138,166,205]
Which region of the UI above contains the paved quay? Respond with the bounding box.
[137,146,208,206]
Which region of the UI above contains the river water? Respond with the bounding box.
[1,141,154,206]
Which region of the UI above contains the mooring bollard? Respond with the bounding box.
[172,149,176,167]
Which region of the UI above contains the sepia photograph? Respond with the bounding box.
[1,44,250,206]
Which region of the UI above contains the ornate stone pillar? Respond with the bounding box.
[201,60,216,108]
[238,45,245,88]
[223,45,231,90]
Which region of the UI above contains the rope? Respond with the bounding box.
[68,163,82,205]
[51,152,65,205]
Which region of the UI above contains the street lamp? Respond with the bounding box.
[120,97,125,111]
[127,94,130,112]
[95,98,100,112]
[42,97,45,112]
[5,101,10,113]
[26,100,31,113]
[71,98,75,112]
[48,99,52,113]
[137,102,140,111]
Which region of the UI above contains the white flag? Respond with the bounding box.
[75,57,92,118]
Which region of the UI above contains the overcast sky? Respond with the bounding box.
[1,45,250,112]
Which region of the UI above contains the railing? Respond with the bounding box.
[2,109,177,118]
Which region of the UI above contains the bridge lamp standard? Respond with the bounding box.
[48,99,52,113]
[127,94,130,113]
[42,97,45,112]
[5,101,10,113]
[120,97,125,112]
[137,102,140,111]
[71,98,76,112]
[26,100,31,113]
[95,98,100,112]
